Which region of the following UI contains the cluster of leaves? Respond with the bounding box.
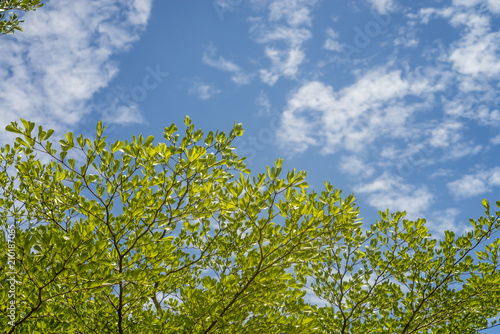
[0,0,43,36]
[0,118,499,333]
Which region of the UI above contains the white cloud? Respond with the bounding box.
[429,121,464,148]
[491,133,500,145]
[443,141,482,160]
[487,0,500,13]
[421,7,500,78]
[427,208,471,236]
[268,0,317,26]
[366,0,398,13]
[129,0,154,25]
[339,155,375,178]
[355,173,434,219]
[276,15,499,171]
[452,0,500,14]
[409,5,500,159]
[324,28,343,52]
[251,24,311,47]
[447,167,500,199]
[249,0,317,85]
[202,43,252,85]
[449,28,500,78]
[453,0,482,6]
[231,71,253,85]
[430,169,454,179]
[0,0,153,141]
[277,68,439,155]
[394,26,419,48]
[255,90,272,115]
[259,47,305,85]
[435,74,500,151]
[97,90,146,125]
[448,174,488,198]
[188,80,221,100]
[203,44,241,72]
[443,95,500,126]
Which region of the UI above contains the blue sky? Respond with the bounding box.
[1,0,500,330]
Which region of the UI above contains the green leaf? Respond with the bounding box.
[111,140,125,153]
[184,115,191,126]
[15,137,29,147]
[44,129,55,140]
[144,135,154,146]
[5,124,22,134]
[483,199,490,213]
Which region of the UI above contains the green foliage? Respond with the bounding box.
[0,0,43,36]
[307,210,500,333]
[0,118,499,333]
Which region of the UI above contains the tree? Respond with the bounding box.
[0,0,43,36]
[0,118,499,333]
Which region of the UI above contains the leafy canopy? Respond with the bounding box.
[0,0,43,36]
[0,118,499,333]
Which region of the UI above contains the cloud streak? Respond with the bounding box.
[202,43,252,85]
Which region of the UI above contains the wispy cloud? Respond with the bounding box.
[452,0,500,14]
[491,133,500,145]
[268,0,316,26]
[259,46,305,85]
[355,173,434,219]
[366,0,398,13]
[204,0,318,86]
[96,88,146,125]
[339,155,375,178]
[427,208,471,236]
[415,5,500,80]
[0,0,153,140]
[250,22,312,46]
[323,28,343,52]
[255,90,272,115]
[447,167,500,199]
[202,43,252,85]
[249,0,318,85]
[188,79,221,100]
[447,12,500,78]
